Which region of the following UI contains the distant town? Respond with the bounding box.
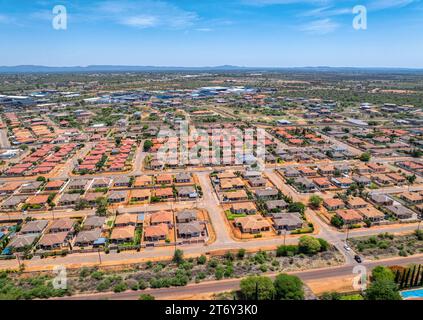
[0,69,422,301]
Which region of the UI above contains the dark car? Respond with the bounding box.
[354,255,362,263]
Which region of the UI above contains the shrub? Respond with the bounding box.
[273,273,304,300]
[240,276,275,300]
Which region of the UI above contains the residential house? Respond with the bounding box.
[313,177,332,190]
[223,190,248,201]
[323,198,345,211]
[175,173,192,184]
[357,207,385,223]
[177,222,206,238]
[58,193,81,207]
[144,223,168,242]
[247,177,267,188]
[134,175,153,188]
[20,220,48,235]
[265,200,288,212]
[156,174,173,185]
[331,177,353,189]
[155,187,174,199]
[38,232,70,250]
[129,189,151,202]
[335,209,363,225]
[385,205,414,219]
[1,195,28,211]
[370,194,393,206]
[346,197,368,209]
[177,186,197,199]
[230,202,257,215]
[113,176,131,188]
[110,226,135,244]
[7,234,39,252]
[74,228,102,247]
[44,180,65,191]
[68,179,90,191]
[107,190,127,204]
[401,192,423,205]
[273,213,303,231]
[176,210,197,223]
[150,211,173,227]
[234,215,271,234]
[83,216,106,230]
[114,213,137,227]
[48,218,75,234]
[255,188,279,200]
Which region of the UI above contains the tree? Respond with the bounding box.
[371,266,395,282]
[239,276,275,300]
[365,280,402,300]
[288,202,306,215]
[139,294,155,300]
[317,238,329,251]
[276,245,299,257]
[406,174,417,185]
[308,195,323,209]
[173,249,184,265]
[273,273,304,300]
[197,255,207,265]
[359,152,371,162]
[237,248,246,259]
[331,215,344,228]
[298,236,321,254]
[143,140,153,152]
[95,197,108,216]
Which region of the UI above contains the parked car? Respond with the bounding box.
[354,255,362,263]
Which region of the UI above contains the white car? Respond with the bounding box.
[344,244,351,251]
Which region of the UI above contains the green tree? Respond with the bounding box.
[288,202,306,214]
[143,140,153,152]
[365,280,402,300]
[359,152,371,162]
[239,276,275,300]
[308,195,323,209]
[371,266,395,282]
[330,215,344,228]
[173,249,184,265]
[273,273,304,300]
[298,236,321,254]
[139,294,155,300]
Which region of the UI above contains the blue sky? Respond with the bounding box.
[0,0,422,67]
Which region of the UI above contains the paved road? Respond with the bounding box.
[56,254,423,300]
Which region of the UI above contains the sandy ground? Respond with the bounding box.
[305,275,357,295]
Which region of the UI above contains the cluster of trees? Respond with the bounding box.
[239,273,304,300]
[276,236,329,257]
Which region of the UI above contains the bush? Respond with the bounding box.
[237,248,246,259]
[298,236,321,254]
[113,282,128,293]
[173,249,184,265]
[371,266,395,282]
[273,273,304,300]
[139,294,155,300]
[197,255,207,265]
[239,276,275,300]
[276,245,299,257]
[365,280,401,300]
[317,238,329,251]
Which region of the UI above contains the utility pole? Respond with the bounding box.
[97,248,102,264]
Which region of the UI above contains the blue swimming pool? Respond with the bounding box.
[400,288,423,299]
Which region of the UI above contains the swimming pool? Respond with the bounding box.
[400,288,423,299]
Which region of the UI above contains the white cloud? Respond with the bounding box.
[0,14,13,24]
[96,0,198,29]
[196,28,213,32]
[301,6,351,17]
[121,15,158,28]
[300,18,339,34]
[367,0,417,10]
